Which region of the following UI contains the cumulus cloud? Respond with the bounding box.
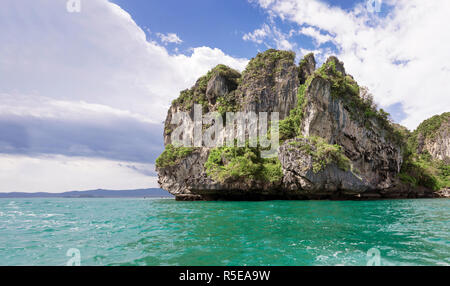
[0,0,248,192]
[0,0,248,123]
[253,0,450,129]
[298,27,333,46]
[243,23,296,51]
[157,32,183,44]
[243,24,271,44]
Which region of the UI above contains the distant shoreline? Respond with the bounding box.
[0,188,173,199]
[0,196,174,199]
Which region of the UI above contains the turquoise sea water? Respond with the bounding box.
[0,198,449,266]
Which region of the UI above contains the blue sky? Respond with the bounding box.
[112,0,270,59]
[109,0,392,59]
[110,0,356,59]
[110,0,402,120]
[0,0,449,192]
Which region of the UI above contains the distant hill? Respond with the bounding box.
[0,188,173,198]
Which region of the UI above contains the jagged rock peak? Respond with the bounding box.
[413,112,450,161]
[237,49,299,119]
[243,49,296,75]
[205,65,241,104]
[299,53,316,84]
[323,56,346,76]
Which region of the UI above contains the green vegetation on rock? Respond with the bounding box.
[278,52,316,141]
[156,144,195,168]
[217,90,240,118]
[408,112,450,152]
[399,151,449,190]
[290,136,351,173]
[279,82,308,141]
[205,144,283,184]
[171,64,241,111]
[317,59,376,120]
[160,49,449,194]
[299,53,314,69]
[242,49,295,78]
[279,54,403,144]
[315,57,403,144]
[399,113,450,190]
[171,85,208,112]
[415,112,449,139]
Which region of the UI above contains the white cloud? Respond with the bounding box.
[243,23,295,51]
[299,48,324,60]
[0,93,156,124]
[0,0,248,192]
[157,32,183,44]
[0,92,164,163]
[0,0,248,125]
[243,24,271,44]
[254,0,450,129]
[0,154,158,193]
[299,26,333,46]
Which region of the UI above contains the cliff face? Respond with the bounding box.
[277,56,406,199]
[159,50,295,200]
[236,50,299,120]
[397,112,450,197]
[414,113,450,162]
[299,58,403,190]
[156,49,449,201]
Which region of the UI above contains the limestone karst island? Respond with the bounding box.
[3,0,450,270]
[156,50,450,201]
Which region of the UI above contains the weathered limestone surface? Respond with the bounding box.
[157,50,448,201]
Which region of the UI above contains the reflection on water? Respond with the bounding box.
[0,198,449,266]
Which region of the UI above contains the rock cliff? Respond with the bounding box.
[156,49,449,200]
[413,112,450,162]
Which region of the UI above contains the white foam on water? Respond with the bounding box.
[7,201,19,209]
[436,262,449,266]
[42,213,63,218]
[333,251,342,257]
